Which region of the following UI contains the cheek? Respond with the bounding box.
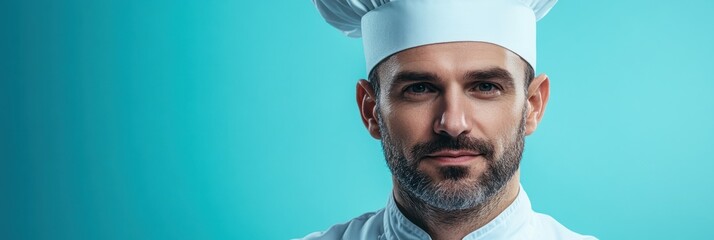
[472,101,523,144]
[383,105,435,149]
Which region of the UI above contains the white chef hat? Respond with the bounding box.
[313,0,557,73]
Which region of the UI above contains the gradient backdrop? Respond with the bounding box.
[2,0,713,239]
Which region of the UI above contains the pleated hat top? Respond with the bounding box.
[313,0,557,73]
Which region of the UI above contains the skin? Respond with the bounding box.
[356,42,550,240]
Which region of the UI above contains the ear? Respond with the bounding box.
[525,74,550,136]
[356,79,382,139]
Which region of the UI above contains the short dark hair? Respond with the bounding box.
[367,57,535,101]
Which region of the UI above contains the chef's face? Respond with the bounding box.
[357,42,549,210]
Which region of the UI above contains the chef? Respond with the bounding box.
[300,0,597,239]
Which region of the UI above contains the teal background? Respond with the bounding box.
[1,0,713,239]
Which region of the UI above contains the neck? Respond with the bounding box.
[393,171,521,240]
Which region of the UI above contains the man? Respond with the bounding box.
[301,0,596,239]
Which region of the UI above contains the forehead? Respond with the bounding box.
[377,41,525,83]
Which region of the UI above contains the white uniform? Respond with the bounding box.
[297,186,597,240]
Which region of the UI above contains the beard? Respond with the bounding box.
[379,106,526,211]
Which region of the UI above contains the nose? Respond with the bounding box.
[433,91,472,137]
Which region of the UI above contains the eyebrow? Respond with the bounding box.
[464,67,514,84]
[392,71,442,84]
[390,67,515,86]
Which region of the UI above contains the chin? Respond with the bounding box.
[430,166,482,189]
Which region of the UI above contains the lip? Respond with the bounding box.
[424,150,481,165]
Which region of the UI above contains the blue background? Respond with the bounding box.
[2,0,713,239]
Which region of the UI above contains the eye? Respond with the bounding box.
[470,82,503,98]
[476,82,496,92]
[404,83,434,94]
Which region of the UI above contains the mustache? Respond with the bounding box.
[410,134,495,162]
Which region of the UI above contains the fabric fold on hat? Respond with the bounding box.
[313,0,557,73]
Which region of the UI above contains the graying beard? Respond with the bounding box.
[378,104,527,211]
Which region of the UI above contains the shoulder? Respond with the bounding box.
[294,209,386,240]
[529,212,598,240]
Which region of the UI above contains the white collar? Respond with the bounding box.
[382,185,533,240]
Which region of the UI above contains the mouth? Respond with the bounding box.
[423,150,482,165]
